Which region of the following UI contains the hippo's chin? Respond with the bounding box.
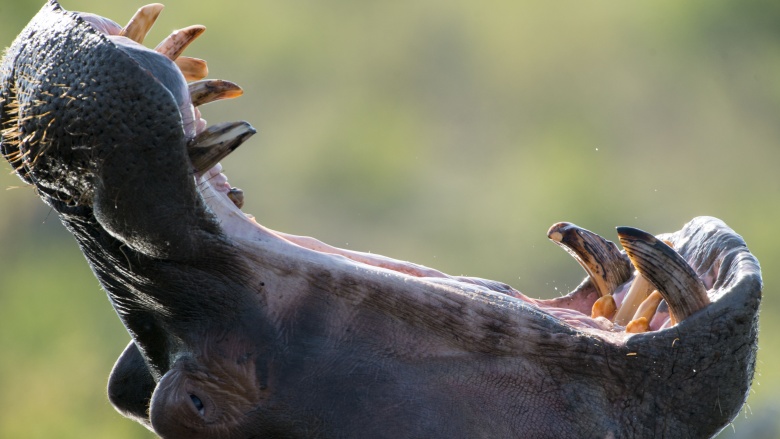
[1,2,762,438]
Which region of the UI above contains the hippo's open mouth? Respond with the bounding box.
[1,2,763,438]
[76,3,724,338]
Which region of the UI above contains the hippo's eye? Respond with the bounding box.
[190,394,205,416]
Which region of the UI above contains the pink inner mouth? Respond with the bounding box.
[201,164,230,194]
[196,160,676,337]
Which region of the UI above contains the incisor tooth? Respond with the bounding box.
[188,121,256,174]
[613,272,653,326]
[617,226,710,324]
[591,294,616,319]
[631,290,663,322]
[155,25,206,60]
[189,80,243,107]
[119,3,164,44]
[227,187,244,209]
[625,317,649,333]
[175,57,208,82]
[547,222,631,297]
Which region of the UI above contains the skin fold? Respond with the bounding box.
[1,2,762,438]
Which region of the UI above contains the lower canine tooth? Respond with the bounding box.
[227,187,244,209]
[591,294,616,319]
[175,57,208,82]
[119,3,164,44]
[155,25,206,60]
[547,222,631,297]
[188,121,257,174]
[189,80,243,107]
[617,226,710,324]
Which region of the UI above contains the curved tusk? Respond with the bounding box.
[189,80,243,107]
[188,121,257,174]
[547,222,631,297]
[119,3,164,44]
[616,226,710,324]
[155,25,206,61]
[175,57,209,82]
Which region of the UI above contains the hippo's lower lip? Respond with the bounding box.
[1,2,762,438]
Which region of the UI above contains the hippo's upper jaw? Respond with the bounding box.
[1,2,762,438]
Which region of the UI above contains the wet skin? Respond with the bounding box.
[1,2,762,438]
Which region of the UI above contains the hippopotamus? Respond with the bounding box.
[0,1,762,438]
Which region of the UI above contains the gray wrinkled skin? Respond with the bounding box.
[1,2,762,438]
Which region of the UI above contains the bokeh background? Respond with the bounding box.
[1,0,779,437]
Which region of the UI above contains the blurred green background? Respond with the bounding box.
[1,0,779,437]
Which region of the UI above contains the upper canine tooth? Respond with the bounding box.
[155,25,206,60]
[189,80,243,107]
[175,57,209,81]
[188,121,257,174]
[119,3,164,44]
[547,222,631,297]
[616,226,710,324]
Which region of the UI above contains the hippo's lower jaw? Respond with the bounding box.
[1,2,762,438]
